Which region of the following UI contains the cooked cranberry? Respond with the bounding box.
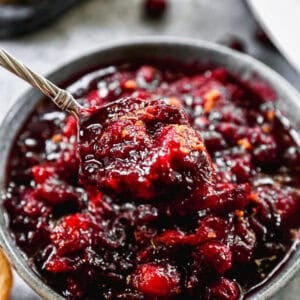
[43,255,76,273]
[156,216,229,247]
[230,154,253,182]
[32,165,55,184]
[131,263,180,297]
[204,277,240,300]
[63,116,77,138]
[33,179,79,206]
[231,219,256,264]
[202,130,227,151]
[136,65,161,89]
[50,213,100,255]
[196,242,232,274]
[251,185,300,229]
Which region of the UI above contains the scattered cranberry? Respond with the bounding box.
[144,0,168,17]
[256,28,275,49]
[218,35,246,52]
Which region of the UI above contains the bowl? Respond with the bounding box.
[0,0,81,38]
[0,37,299,300]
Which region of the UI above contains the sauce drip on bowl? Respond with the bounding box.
[3,62,300,299]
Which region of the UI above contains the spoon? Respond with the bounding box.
[0,49,215,203]
[0,49,83,121]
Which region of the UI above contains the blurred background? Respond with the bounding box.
[0,0,299,299]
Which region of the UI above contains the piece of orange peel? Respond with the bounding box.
[204,89,221,113]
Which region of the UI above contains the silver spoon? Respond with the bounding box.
[0,49,83,121]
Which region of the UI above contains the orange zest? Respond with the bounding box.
[237,138,252,150]
[203,89,221,113]
[249,193,261,204]
[121,129,129,138]
[262,124,272,134]
[207,231,217,238]
[235,210,244,219]
[266,110,275,121]
[124,80,137,90]
[166,97,182,108]
[135,120,144,126]
[52,134,62,143]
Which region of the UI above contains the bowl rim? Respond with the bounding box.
[0,36,299,300]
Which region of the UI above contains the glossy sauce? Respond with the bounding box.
[3,62,300,300]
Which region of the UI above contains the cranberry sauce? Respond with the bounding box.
[3,63,300,300]
[79,97,213,202]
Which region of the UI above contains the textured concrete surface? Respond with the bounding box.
[0,0,298,299]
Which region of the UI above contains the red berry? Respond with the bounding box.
[43,255,75,273]
[144,0,167,17]
[132,264,180,297]
[255,28,275,48]
[34,179,79,205]
[205,277,240,300]
[231,219,256,264]
[156,229,185,245]
[32,165,55,184]
[63,116,78,138]
[218,35,246,53]
[197,242,232,274]
[50,214,99,255]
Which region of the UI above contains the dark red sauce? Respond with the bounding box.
[79,96,213,202]
[3,62,300,300]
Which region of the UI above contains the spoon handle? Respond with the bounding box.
[0,49,82,120]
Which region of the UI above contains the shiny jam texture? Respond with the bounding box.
[79,97,213,202]
[4,63,300,300]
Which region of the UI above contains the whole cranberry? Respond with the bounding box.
[277,190,300,229]
[33,179,79,206]
[218,35,246,53]
[196,242,232,274]
[204,277,240,300]
[144,0,168,17]
[131,263,180,297]
[231,220,256,264]
[50,213,99,255]
[255,28,275,48]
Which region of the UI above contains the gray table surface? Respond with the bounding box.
[0,0,299,299]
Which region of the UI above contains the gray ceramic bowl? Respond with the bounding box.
[0,37,299,300]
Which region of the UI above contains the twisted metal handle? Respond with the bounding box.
[0,49,82,120]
